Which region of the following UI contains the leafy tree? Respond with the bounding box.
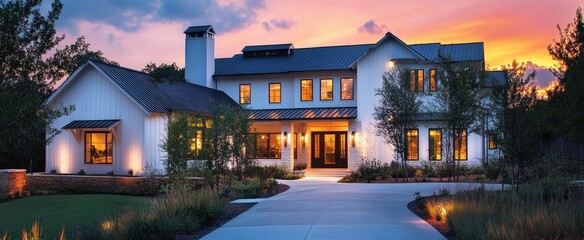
[160,111,198,177]
[0,0,77,171]
[142,62,185,83]
[49,35,119,77]
[491,60,538,189]
[547,7,584,144]
[435,58,484,181]
[373,68,421,182]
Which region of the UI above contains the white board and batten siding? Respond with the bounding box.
[46,66,166,175]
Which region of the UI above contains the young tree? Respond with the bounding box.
[373,68,422,182]
[143,62,185,83]
[490,60,538,190]
[161,111,198,178]
[0,0,78,171]
[435,58,484,181]
[547,7,584,144]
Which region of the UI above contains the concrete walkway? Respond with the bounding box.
[202,177,501,240]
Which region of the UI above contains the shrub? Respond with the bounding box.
[356,158,381,182]
[77,169,86,175]
[279,173,303,180]
[106,171,114,176]
[338,174,358,183]
[485,157,502,181]
[293,163,307,171]
[228,180,262,199]
[127,169,134,176]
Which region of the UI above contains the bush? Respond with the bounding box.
[249,165,289,181]
[485,157,502,181]
[279,173,303,180]
[106,171,114,176]
[293,163,307,171]
[77,169,86,175]
[356,158,381,182]
[228,180,262,199]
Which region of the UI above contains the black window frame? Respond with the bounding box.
[256,133,282,159]
[320,78,333,101]
[488,133,497,150]
[84,131,113,164]
[239,84,251,104]
[340,77,354,100]
[409,69,424,92]
[269,82,281,104]
[454,129,468,161]
[428,128,442,161]
[406,129,419,161]
[300,79,313,101]
[429,69,437,92]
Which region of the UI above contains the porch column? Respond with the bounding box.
[281,122,294,171]
[348,120,362,171]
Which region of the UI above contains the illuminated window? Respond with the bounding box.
[301,79,313,101]
[341,77,354,100]
[454,129,467,160]
[269,83,281,103]
[429,69,437,92]
[85,132,113,164]
[239,84,251,104]
[256,133,282,159]
[429,129,442,160]
[409,69,424,92]
[293,133,298,159]
[190,130,203,158]
[488,134,497,149]
[320,78,333,101]
[406,129,419,160]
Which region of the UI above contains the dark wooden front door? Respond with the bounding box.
[311,132,347,168]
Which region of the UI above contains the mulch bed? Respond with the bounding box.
[176,183,290,240]
[407,198,458,240]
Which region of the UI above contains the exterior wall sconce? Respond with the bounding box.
[351,131,356,148]
[284,131,288,147]
[301,133,306,148]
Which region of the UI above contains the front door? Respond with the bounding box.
[311,132,347,168]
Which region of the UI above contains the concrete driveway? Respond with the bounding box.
[202,177,501,240]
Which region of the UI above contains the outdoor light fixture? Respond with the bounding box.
[351,131,356,148]
[284,131,288,147]
[301,133,306,148]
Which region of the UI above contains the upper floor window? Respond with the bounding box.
[320,78,333,101]
[454,129,468,160]
[239,84,251,104]
[85,132,113,164]
[429,69,437,92]
[409,69,424,92]
[406,129,419,160]
[301,79,313,101]
[269,83,281,103]
[488,133,497,149]
[429,129,442,160]
[341,77,354,100]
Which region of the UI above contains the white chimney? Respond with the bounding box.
[184,25,215,88]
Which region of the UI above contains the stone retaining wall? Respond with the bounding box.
[26,175,203,196]
[0,169,27,199]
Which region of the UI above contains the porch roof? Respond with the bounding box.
[62,120,120,129]
[248,107,357,121]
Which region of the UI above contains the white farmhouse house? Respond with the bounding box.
[46,25,504,175]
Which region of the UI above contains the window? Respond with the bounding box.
[454,129,468,160]
[239,84,251,104]
[409,69,424,92]
[429,69,437,92]
[85,132,113,164]
[301,79,313,101]
[293,133,298,159]
[341,77,354,100]
[256,133,282,159]
[489,134,497,149]
[320,78,333,101]
[269,83,281,103]
[406,129,419,160]
[429,129,442,160]
[190,130,203,158]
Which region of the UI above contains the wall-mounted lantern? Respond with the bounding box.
[351,131,356,148]
[301,133,306,148]
[284,131,288,147]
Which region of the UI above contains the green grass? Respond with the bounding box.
[0,194,149,239]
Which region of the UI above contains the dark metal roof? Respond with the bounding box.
[439,43,484,61]
[184,25,215,34]
[216,41,485,76]
[89,61,237,114]
[215,44,373,76]
[155,82,239,114]
[91,61,171,113]
[485,71,507,87]
[242,44,294,52]
[63,119,120,129]
[248,107,357,121]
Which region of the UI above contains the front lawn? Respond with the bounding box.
[0,194,149,239]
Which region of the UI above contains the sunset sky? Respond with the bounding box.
[51,0,581,89]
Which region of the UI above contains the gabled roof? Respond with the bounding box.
[248,107,357,121]
[48,60,237,115]
[216,33,486,76]
[184,25,215,34]
[215,44,372,76]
